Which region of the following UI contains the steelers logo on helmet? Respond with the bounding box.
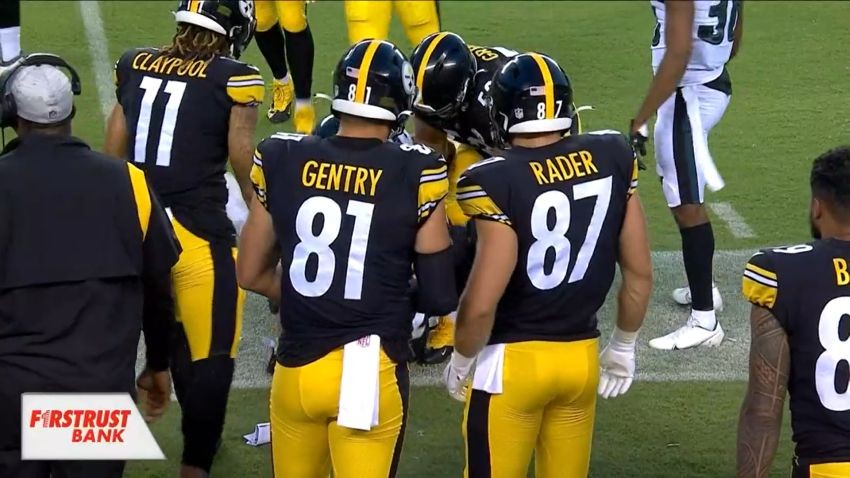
[238,0,254,19]
[402,61,415,96]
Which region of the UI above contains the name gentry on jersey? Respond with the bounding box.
[529,150,599,185]
[131,51,209,78]
[301,160,383,197]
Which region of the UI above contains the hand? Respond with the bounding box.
[136,368,171,422]
[443,352,475,402]
[628,120,649,169]
[598,327,639,399]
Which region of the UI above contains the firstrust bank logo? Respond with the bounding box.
[21,393,164,460]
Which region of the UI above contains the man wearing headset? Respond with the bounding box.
[0,58,179,477]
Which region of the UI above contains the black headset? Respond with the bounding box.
[0,53,82,129]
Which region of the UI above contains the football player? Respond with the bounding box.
[410,33,519,359]
[737,147,850,478]
[103,1,262,476]
[237,39,458,477]
[345,0,440,46]
[254,0,316,132]
[636,1,744,350]
[0,0,20,69]
[444,53,652,477]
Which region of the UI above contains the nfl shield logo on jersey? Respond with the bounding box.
[514,108,524,120]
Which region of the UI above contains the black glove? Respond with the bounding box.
[628,119,649,170]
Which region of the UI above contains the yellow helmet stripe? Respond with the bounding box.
[188,0,200,13]
[415,32,450,91]
[355,40,382,103]
[529,53,554,119]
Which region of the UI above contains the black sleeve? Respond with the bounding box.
[141,191,180,371]
[413,247,458,316]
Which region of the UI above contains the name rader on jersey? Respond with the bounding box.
[28,408,131,443]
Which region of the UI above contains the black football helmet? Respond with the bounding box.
[174,0,256,59]
[332,39,415,130]
[313,114,340,138]
[410,31,477,120]
[489,52,574,148]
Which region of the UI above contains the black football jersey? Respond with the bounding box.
[425,45,519,154]
[743,240,850,463]
[457,132,639,344]
[114,47,264,244]
[251,134,449,366]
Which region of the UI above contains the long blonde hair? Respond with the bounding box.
[163,23,229,61]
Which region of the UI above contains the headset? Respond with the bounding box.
[0,53,82,129]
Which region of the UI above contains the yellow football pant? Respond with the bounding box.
[344,0,440,46]
[463,339,599,478]
[171,217,244,361]
[256,0,308,33]
[809,462,850,478]
[270,349,409,478]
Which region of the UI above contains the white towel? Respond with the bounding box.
[243,422,270,446]
[472,343,506,394]
[224,171,249,236]
[680,86,725,193]
[337,335,381,431]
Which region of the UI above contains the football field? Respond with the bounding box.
[24,1,850,476]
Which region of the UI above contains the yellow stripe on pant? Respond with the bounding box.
[344,0,439,46]
[810,462,850,478]
[462,339,599,478]
[270,349,409,478]
[170,216,245,361]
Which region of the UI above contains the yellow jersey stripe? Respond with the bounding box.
[126,164,151,239]
[418,176,449,222]
[421,165,448,176]
[227,84,265,105]
[742,276,777,308]
[355,40,381,103]
[745,263,777,280]
[228,74,263,82]
[456,184,483,194]
[530,53,554,119]
[416,32,450,91]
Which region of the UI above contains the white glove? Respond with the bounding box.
[443,352,475,402]
[598,327,639,399]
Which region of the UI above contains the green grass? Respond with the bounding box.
[19,1,847,476]
[126,383,795,477]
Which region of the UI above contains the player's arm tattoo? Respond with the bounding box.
[736,305,790,478]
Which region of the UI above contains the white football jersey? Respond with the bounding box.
[650,0,739,86]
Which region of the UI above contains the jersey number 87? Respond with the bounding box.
[527,176,612,290]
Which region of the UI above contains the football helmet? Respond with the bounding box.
[489,53,574,147]
[332,39,415,130]
[174,0,257,59]
[410,31,477,120]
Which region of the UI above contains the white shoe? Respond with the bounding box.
[671,285,724,312]
[648,316,725,350]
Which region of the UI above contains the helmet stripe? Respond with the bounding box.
[188,0,200,13]
[415,32,450,91]
[355,40,382,103]
[529,53,554,119]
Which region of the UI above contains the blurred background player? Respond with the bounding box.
[104,1,262,476]
[445,53,651,477]
[238,39,457,477]
[737,147,850,478]
[634,1,744,351]
[0,0,20,69]
[345,0,440,46]
[254,0,315,132]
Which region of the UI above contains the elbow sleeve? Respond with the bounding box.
[143,271,175,372]
[414,247,458,316]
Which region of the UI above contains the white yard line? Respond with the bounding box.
[709,202,756,239]
[78,0,113,119]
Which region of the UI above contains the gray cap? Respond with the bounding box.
[10,65,73,124]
